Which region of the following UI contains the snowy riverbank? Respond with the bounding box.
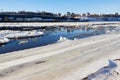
[0,27,119,80]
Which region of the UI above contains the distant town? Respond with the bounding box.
[0,11,120,22]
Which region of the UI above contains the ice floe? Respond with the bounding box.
[0,30,44,39]
[0,38,10,44]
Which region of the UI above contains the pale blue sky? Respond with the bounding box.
[0,0,120,14]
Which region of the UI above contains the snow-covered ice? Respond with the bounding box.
[0,22,119,80]
[57,36,70,42]
[0,30,44,39]
[83,60,120,80]
[18,40,28,44]
[0,38,10,44]
[0,31,119,80]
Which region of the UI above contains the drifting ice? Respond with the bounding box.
[0,30,44,39]
[0,38,10,44]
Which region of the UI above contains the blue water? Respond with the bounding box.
[0,27,104,54]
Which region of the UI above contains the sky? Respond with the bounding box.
[0,0,120,14]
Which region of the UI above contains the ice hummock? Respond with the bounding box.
[57,36,69,42]
[0,38,10,44]
[84,60,120,80]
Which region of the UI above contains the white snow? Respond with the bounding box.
[0,30,44,39]
[18,40,28,44]
[0,23,119,80]
[0,31,119,80]
[57,36,70,42]
[0,38,10,44]
[83,60,120,80]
